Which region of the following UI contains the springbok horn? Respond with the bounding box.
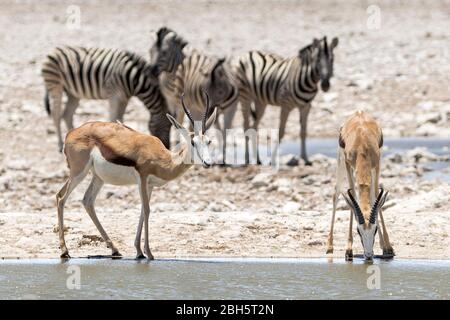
[369,188,388,224]
[201,89,211,134]
[343,189,365,225]
[181,93,195,127]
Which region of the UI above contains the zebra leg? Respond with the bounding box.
[149,112,171,149]
[221,103,238,165]
[242,101,251,165]
[108,96,129,122]
[274,107,292,165]
[252,102,266,165]
[63,93,79,130]
[48,88,64,152]
[299,103,312,166]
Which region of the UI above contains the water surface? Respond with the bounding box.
[1,258,448,299]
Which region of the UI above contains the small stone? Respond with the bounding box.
[281,201,301,213]
[251,172,272,188]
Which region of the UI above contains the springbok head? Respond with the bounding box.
[149,27,187,78]
[166,90,217,168]
[342,188,389,260]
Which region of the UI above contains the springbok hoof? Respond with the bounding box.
[383,248,395,257]
[287,157,299,166]
[112,251,122,259]
[326,247,333,254]
[345,250,353,261]
[136,254,146,260]
[60,252,71,259]
[304,160,313,166]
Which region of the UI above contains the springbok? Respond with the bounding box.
[326,110,394,261]
[56,92,217,260]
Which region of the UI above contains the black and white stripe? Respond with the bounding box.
[161,49,239,122]
[42,46,171,151]
[149,28,239,133]
[232,36,338,165]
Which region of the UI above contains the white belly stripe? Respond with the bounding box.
[90,148,169,187]
[91,148,138,185]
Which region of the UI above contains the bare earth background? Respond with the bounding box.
[0,0,449,259]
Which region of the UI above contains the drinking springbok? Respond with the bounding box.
[326,110,394,261]
[56,92,217,260]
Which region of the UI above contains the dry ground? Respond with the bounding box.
[0,0,449,259]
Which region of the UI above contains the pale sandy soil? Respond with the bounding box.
[0,0,449,259]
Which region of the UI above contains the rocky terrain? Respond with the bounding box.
[0,0,449,259]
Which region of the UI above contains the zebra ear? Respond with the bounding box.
[331,37,339,49]
[312,38,320,47]
[211,58,226,83]
[156,27,170,47]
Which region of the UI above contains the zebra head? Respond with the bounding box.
[149,27,187,78]
[309,36,339,92]
[204,58,236,111]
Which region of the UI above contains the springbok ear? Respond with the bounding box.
[379,130,383,148]
[166,113,185,130]
[331,37,339,49]
[338,127,345,148]
[204,107,218,132]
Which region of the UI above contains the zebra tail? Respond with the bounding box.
[44,90,50,116]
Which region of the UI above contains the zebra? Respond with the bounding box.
[232,36,339,165]
[41,46,171,151]
[149,27,239,162]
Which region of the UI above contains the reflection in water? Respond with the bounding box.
[0,258,448,300]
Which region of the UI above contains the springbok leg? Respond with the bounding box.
[82,174,120,256]
[345,163,356,261]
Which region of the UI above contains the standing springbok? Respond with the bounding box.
[326,110,394,261]
[56,92,217,260]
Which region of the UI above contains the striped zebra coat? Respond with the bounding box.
[41,46,171,151]
[232,37,338,165]
[159,49,239,127]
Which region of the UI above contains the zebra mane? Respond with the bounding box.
[298,44,314,61]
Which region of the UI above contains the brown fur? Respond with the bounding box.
[339,111,383,222]
[64,121,191,181]
[327,110,393,257]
